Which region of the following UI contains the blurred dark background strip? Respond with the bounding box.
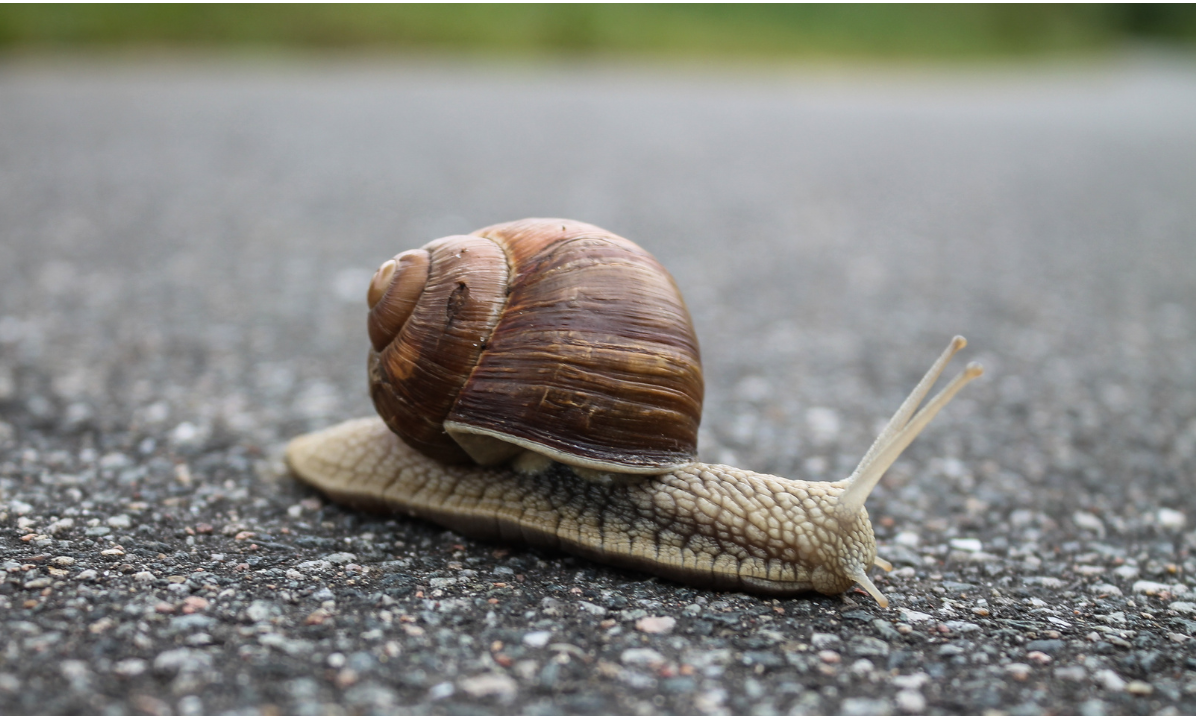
[0,3,1192,59]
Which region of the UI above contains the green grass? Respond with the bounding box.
[0,4,1191,60]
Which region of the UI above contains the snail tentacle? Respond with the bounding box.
[835,341,983,521]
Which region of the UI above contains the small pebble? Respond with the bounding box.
[1054,666,1087,681]
[840,697,893,716]
[895,689,925,713]
[1125,680,1153,696]
[1132,580,1173,596]
[635,615,676,634]
[1094,670,1127,691]
[1155,508,1185,530]
[948,538,982,553]
[113,659,147,677]
[458,673,517,700]
[620,648,665,666]
[522,631,552,648]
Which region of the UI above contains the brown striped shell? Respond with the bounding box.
[364,218,704,475]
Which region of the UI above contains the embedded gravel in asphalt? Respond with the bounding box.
[0,59,1193,716]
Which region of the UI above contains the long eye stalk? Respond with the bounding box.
[835,337,983,520]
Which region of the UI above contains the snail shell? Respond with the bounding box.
[364,218,703,475]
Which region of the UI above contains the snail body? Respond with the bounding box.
[286,219,983,607]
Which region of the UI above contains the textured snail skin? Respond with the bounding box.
[287,336,982,606]
[285,417,875,598]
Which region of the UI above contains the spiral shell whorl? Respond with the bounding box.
[366,219,704,474]
[368,236,509,463]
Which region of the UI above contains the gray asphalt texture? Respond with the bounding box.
[0,58,1193,716]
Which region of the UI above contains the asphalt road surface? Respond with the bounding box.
[0,57,1193,716]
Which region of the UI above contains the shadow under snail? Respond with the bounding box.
[285,218,983,607]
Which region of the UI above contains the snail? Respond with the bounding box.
[286,218,983,607]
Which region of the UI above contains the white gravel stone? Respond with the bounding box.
[46,518,75,534]
[458,673,518,700]
[1133,580,1174,596]
[811,633,842,649]
[1156,508,1186,530]
[245,600,282,622]
[620,648,665,666]
[895,689,926,713]
[170,422,205,446]
[1112,564,1140,580]
[259,633,313,656]
[1072,512,1105,534]
[522,631,552,648]
[891,673,929,690]
[1094,669,1127,691]
[112,659,147,677]
[153,648,213,674]
[898,609,933,623]
[948,538,982,552]
[840,697,893,716]
[577,601,607,617]
[635,616,676,634]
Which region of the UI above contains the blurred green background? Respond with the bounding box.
[0,3,1191,61]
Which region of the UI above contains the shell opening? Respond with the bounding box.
[444,420,675,476]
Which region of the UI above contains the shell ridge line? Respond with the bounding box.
[435,234,513,410]
[532,357,700,399]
